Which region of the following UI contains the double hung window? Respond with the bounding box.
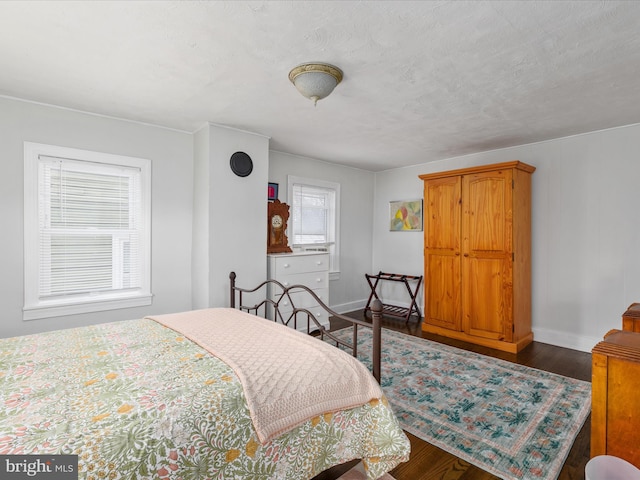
[23,142,152,320]
[287,175,340,275]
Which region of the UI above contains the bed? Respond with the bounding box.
[0,273,410,480]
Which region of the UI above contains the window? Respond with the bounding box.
[24,142,152,320]
[287,175,340,276]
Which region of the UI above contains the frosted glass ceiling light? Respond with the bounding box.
[288,63,343,106]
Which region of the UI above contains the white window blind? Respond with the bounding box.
[288,176,340,274]
[39,156,142,297]
[291,184,333,246]
[24,143,152,320]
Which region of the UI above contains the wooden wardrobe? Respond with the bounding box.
[419,161,535,353]
[591,329,640,468]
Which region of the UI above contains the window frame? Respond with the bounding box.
[23,142,152,320]
[287,175,340,278]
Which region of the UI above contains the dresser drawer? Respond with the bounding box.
[272,253,329,276]
[284,310,329,332]
[267,252,330,328]
[275,288,330,332]
[276,307,330,332]
[275,271,328,290]
[277,287,329,309]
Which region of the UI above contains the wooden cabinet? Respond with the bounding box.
[419,161,535,353]
[622,303,640,332]
[267,252,330,332]
[591,329,640,468]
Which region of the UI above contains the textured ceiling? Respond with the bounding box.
[1,1,639,171]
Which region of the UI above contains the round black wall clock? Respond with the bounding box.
[230,151,253,177]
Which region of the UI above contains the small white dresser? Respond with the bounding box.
[267,252,330,332]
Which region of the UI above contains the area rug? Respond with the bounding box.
[336,461,395,480]
[327,328,591,480]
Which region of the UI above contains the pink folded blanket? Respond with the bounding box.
[147,308,383,443]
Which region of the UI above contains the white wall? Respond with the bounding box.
[0,96,194,338]
[269,151,375,312]
[5,93,638,354]
[193,123,270,308]
[192,126,211,308]
[371,167,426,312]
[374,123,640,352]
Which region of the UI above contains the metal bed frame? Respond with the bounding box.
[229,271,383,383]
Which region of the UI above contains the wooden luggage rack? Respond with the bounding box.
[364,271,423,323]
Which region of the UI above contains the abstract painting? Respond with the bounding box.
[389,199,423,231]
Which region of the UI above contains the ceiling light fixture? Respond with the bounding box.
[288,63,343,106]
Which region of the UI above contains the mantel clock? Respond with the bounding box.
[267,200,292,254]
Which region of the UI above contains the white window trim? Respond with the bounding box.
[287,175,340,280]
[23,142,152,320]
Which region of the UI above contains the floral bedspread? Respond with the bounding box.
[0,317,410,480]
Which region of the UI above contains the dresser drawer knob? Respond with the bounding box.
[283,263,290,268]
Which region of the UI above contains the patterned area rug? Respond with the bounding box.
[328,328,591,480]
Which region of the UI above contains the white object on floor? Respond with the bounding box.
[336,461,395,480]
[585,455,640,480]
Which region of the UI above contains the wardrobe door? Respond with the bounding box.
[462,169,513,342]
[424,176,462,331]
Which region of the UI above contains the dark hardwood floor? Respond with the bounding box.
[313,310,592,480]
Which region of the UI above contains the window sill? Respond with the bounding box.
[329,271,340,281]
[23,293,153,321]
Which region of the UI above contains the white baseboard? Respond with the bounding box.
[332,298,419,315]
[531,327,600,353]
[331,299,368,315]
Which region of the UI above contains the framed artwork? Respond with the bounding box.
[389,199,423,231]
[268,182,279,201]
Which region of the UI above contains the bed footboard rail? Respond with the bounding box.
[229,271,382,383]
[228,272,285,319]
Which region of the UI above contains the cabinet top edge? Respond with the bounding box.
[418,161,536,180]
[267,251,328,257]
